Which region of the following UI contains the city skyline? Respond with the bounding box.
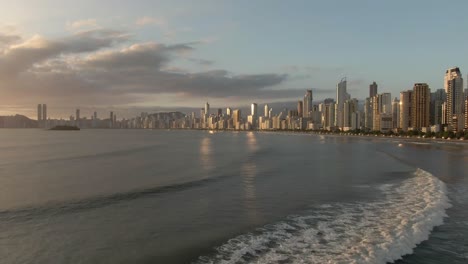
[11,65,463,135]
[1,1,468,118]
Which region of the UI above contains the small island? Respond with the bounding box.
[49,125,80,131]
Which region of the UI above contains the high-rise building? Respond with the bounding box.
[369,81,378,98]
[93,111,97,120]
[378,93,392,114]
[217,108,222,117]
[335,78,347,128]
[250,103,258,128]
[392,97,400,129]
[232,109,241,129]
[42,104,47,121]
[76,109,80,127]
[372,95,380,131]
[226,107,232,117]
[323,102,335,130]
[444,67,464,130]
[251,103,258,117]
[303,90,313,118]
[465,96,468,129]
[343,99,358,130]
[204,102,210,116]
[297,101,303,117]
[364,97,373,130]
[37,104,42,121]
[431,89,446,126]
[412,83,431,130]
[264,104,269,117]
[399,90,413,131]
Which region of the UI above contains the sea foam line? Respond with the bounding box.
[195,168,451,264]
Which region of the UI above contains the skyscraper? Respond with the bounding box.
[399,90,413,131]
[303,90,313,118]
[264,104,269,117]
[251,103,258,117]
[372,95,380,131]
[226,107,232,117]
[369,81,378,98]
[93,111,97,120]
[232,109,241,129]
[205,102,210,116]
[430,89,446,126]
[343,99,358,130]
[444,67,464,130]
[412,83,431,130]
[42,104,47,122]
[335,78,347,128]
[465,96,468,129]
[392,97,400,129]
[251,103,258,128]
[297,101,303,117]
[76,109,80,127]
[364,97,373,130]
[37,104,42,121]
[378,93,392,114]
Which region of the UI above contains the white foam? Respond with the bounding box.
[195,169,451,264]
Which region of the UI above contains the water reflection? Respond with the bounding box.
[241,132,261,224]
[199,137,214,172]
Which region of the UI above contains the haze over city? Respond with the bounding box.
[1,0,468,118]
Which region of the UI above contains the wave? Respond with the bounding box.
[195,169,451,264]
[0,171,236,222]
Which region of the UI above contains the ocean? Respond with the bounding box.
[0,129,466,264]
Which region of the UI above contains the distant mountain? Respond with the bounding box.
[0,115,38,128]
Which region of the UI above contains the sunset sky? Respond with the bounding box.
[1,0,468,118]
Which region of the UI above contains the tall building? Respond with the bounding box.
[369,81,378,98]
[378,93,392,114]
[465,96,468,129]
[364,97,373,130]
[42,104,47,121]
[323,102,335,130]
[226,107,232,117]
[232,109,241,129]
[412,83,431,130]
[335,78,347,128]
[217,108,222,117]
[250,103,258,128]
[392,97,400,129]
[251,103,258,117]
[431,89,446,126]
[204,102,210,117]
[297,101,303,117]
[444,67,464,130]
[343,99,358,130]
[303,90,313,118]
[372,95,380,131]
[399,90,413,131]
[76,109,80,127]
[37,104,42,121]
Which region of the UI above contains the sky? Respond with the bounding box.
[0,0,468,118]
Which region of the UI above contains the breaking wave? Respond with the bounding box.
[195,169,450,264]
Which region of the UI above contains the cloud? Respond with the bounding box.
[0,29,130,77]
[188,58,214,66]
[0,28,293,112]
[67,19,99,31]
[0,33,21,46]
[135,16,167,27]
